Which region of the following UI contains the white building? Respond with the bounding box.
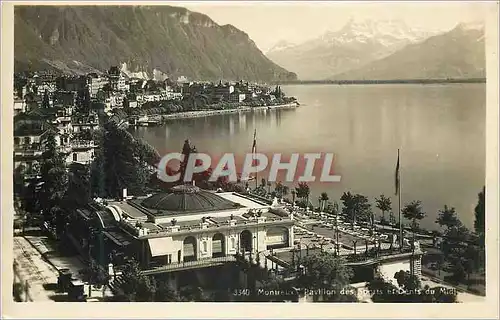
[14,99,27,115]
[88,76,108,98]
[96,185,294,274]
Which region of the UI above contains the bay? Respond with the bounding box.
[131,84,485,230]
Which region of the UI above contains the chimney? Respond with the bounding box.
[122,188,127,199]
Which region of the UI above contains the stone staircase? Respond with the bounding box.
[108,274,126,295]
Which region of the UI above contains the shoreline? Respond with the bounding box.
[160,102,298,120]
[273,78,486,85]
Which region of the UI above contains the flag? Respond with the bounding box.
[395,149,400,195]
[252,129,257,154]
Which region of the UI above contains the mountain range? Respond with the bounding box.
[267,19,485,81]
[14,6,297,82]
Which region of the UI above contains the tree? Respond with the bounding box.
[39,130,68,227]
[155,280,181,301]
[341,192,355,226]
[274,181,284,198]
[100,122,152,197]
[65,163,91,209]
[435,205,460,230]
[441,223,470,259]
[367,271,457,303]
[402,201,426,240]
[474,187,485,246]
[255,273,289,302]
[42,90,50,109]
[118,259,156,302]
[341,192,371,228]
[295,182,310,207]
[76,89,91,113]
[394,270,421,291]
[474,187,485,272]
[296,251,353,301]
[319,192,329,212]
[375,195,392,224]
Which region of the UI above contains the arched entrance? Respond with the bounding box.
[183,236,197,262]
[240,230,253,253]
[212,233,225,258]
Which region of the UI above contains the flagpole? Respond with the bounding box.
[398,149,403,250]
[253,129,258,190]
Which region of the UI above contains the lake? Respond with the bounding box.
[130,84,485,230]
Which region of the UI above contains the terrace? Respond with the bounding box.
[107,191,292,239]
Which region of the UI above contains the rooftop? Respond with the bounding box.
[137,185,242,216]
[107,190,292,238]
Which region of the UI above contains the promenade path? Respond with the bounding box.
[13,236,60,301]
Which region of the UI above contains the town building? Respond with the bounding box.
[13,114,72,169]
[88,75,108,98]
[72,113,100,133]
[229,92,246,103]
[67,185,294,275]
[14,99,27,115]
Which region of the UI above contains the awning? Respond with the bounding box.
[103,231,131,247]
[148,237,174,257]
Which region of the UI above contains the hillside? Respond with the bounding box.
[14,6,297,82]
[331,23,485,81]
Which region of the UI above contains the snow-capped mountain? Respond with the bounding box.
[266,19,439,80]
[266,40,297,54]
[331,22,485,80]
[322,19,435,47]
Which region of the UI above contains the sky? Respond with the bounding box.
[179,1,489,52]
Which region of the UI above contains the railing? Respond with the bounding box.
[123,215,293,238]
[344,247,417,264]
[14,145,44,155]
[143,256,237,275]
[71,141,96,149]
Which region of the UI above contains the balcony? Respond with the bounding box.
[142,256,237,275]
[121,215,293,238]
[71,140,96,149]
[14,144,44,157]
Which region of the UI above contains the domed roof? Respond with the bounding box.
[141,184,241,215]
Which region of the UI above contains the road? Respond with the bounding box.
[13,237,61,302]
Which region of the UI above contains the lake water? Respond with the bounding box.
[131,84,485,230]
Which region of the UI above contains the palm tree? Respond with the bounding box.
[295,182,310,208]
[402,201,426,241]
[341,192,355,228]
[274,181,283,198]
[282,185,289,199]
[375,195,392,225]
[341,192,370,229]
[320,192,329,212]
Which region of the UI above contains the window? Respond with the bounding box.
[231,238,236,249]
[166,254,172,264]
[24,137,31,145]
[73,153,78,161]
[14,137,20,146]
[203,241,208,253]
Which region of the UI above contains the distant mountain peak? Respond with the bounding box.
[455,21,485,31]
[324,18,435,45]
[267,40,296,54]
